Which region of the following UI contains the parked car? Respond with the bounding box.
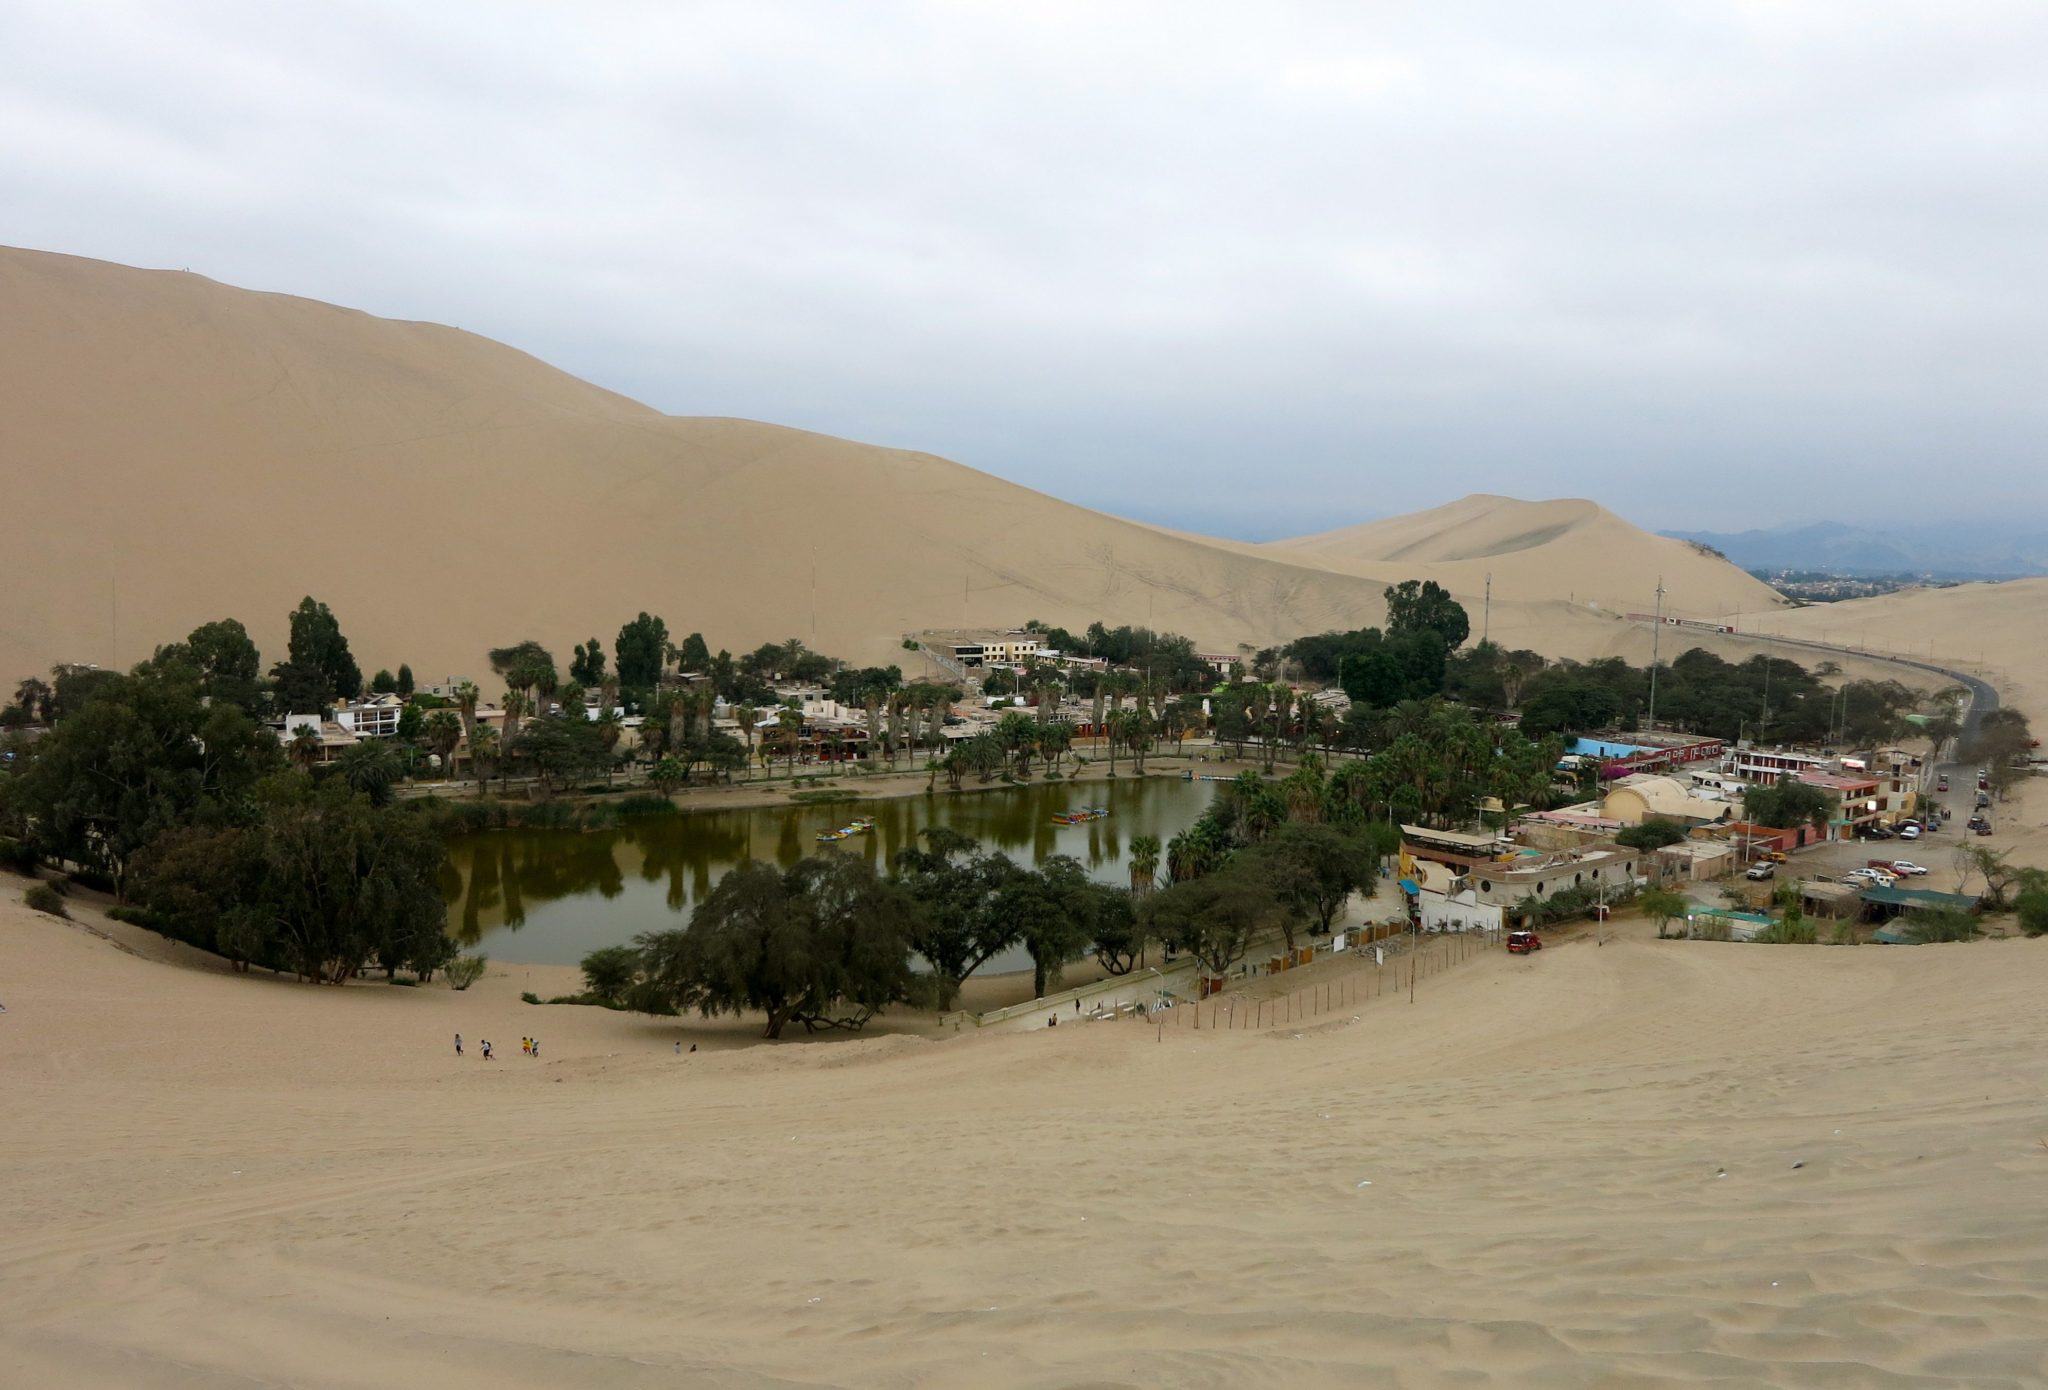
[1898,824,1921,840]
[1506,929,1543,955]
[1937,777,1949,792]
[1745,862,1776,881]
[1889,860,1929,877]
[1863,825,1894,840]
[1975,821,1994,836]
[1846,868,1897,887]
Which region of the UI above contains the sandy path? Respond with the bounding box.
[4,879,2045,1388]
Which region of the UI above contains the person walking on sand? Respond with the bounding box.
[530,1038,539,1060]
[455,1033,463,1057]
[481,1039,492,1061]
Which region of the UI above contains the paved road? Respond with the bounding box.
[1707,625,2009,855]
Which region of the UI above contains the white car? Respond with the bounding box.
[1897,824,1921,840]
[1888,861,1929,877]
[1846,868,1896,887]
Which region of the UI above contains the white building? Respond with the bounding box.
[333,694,404,738]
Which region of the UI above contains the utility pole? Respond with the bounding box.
[810,546,818,645]
[1482,572,1492,646]
[1646,578,1665,730]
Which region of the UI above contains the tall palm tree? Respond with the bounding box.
[288,724,322,771]
[454,681,481,781]
[1128,834,1161,895]
[467,724,499,798]
[424,709,462,779]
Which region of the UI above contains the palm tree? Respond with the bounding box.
[776,707,803,777]
[1036,720,1072,775]
[336,739,401,807]
[423,709,462,779]
[1128,834,1162,895]
[13,676,52,723]
[467,725,499,798]
[454,682,481,781]
[596,709,622,785]
[288,724,322,771]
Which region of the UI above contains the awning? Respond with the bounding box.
[1398,878,1420,895]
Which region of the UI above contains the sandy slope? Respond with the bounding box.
[1756,579,2048,716]
[3,246,1780,688]
[1265,493,1787,621]
[5,879,2046,1388]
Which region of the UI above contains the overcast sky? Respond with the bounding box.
[5,3,2045,537]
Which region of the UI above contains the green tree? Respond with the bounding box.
[1244,821,1379,942]
[890,829,1025,1002]
[1127,834,1162,895]
[370,669,397,695]
[1139,868,1274,975]
[637,855,924,1039]
[335,739,402,807]
[5,662,282,897]
[13,675,55,723]
[395,664,415,699]
[159,618,266,714]
[1742,780,1836,831]
[569,639,607,686]
[614,613,670,690]
[1384,578,1470,649]
[1616,819,1689,850]
[1639,884,1688,938]
[135,773,448,983]
[996,856,1098,998]
[423,709,462,777]
[515,714,608,794]
[580,944,642,1004]
[279,596,362,703]
[675,632,712,673]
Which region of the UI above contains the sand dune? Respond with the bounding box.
[3,246,1778,688]
[1266,493,1788,622]
[1756,578,2048,714]
[5,879,2045,1386]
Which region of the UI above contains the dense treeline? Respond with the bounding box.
[0,630,458,984]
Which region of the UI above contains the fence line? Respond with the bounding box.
[1161,930,1487,1033]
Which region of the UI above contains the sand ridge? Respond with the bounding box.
[4,877,2045,1386]
[4,245,1786,689]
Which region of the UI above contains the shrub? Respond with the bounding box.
[615,793,678,818]
[2016,888,2048,938]
[1754,917,1817,944]
[23,883,68,918]
[521,991,541,1005]
[1902,907,1978,943]
[580,944,641,1005]
[444,953,489,990]
[1616,819,1689,851]
[0,836,38,875]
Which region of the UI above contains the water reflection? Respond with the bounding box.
[444,778,1217,965]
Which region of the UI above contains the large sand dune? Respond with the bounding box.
[5,882,2045,1386]
[3,246,1779,687]
[1266,493,1787,621]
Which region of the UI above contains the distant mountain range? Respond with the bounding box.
[1661,521,2048,579]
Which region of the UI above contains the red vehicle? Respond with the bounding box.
[1937,777,1949,792]
[1507,929,1543,955]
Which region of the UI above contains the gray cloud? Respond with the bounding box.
[4,1,2044,535]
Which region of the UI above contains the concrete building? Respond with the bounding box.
[1601,774,1735,827]
[333,694,404,739]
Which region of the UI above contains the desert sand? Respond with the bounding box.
[5,871,2046,1388]
[3,245,1795,691]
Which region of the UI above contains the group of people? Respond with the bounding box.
[453,1033,538,1061]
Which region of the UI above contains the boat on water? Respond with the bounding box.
[816,816,876,843]
[1051,806,1111,825]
